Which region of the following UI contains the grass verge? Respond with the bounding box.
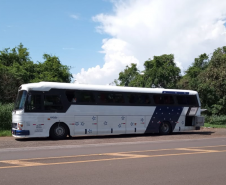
[0,130,12,137]
[204,123,226,128]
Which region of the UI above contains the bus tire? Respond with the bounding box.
[159,122,172,135]
[50,122,68,140]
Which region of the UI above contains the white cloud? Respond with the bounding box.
[74,0,226,85]
[74,38,139,85]
[70,14,79,20]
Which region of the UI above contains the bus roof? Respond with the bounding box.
[19,82,198,95]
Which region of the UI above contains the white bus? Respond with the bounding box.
[12,82,204,139]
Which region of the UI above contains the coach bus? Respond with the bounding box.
[12,82,204,139]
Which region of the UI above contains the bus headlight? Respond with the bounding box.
[18,123,23,130]
[188,107,198,116]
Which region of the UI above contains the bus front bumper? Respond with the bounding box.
[12,130,30,136]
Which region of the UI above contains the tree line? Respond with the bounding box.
[0,43,72,103]
[1,43,225,116]
[114,46,226,116]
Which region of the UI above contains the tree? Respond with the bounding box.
[0,65,22,103]
[0,43,30,67]
[115,63,140,86]
[0,44,72,103]
[115,54,181,88]
[198,46,226,115]
[0,44,34,103]
[0,43,35,84]
[178,53,209,90]
[143,54,181,88]
[31,54,72,83]
[178,46,226,115]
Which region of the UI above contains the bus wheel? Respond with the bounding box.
[159,122,172,135]
[50,123,68,140]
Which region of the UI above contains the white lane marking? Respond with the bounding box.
[0,137,226,153]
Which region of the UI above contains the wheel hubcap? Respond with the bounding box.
[162,123,169,132]
[55,127,65,136]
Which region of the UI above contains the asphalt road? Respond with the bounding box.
[1,135,226,185]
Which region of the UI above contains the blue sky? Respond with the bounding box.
[1,0,226,85]
[0,0,112,75]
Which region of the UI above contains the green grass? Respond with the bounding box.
[204,115,226,125]
[0,130,12,137]
[204,123,226,128]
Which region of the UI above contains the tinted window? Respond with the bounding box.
[98,92,125,104]
[14,90,27,110]
[114,93,124,104]
[66,90,96,104]
[65,90,74,102]
[127,94,150,104]
[153,95,174,105]
[177,95,198,106]
[77,91,95,103]
[44,95,63,111]
[26,94,42,111]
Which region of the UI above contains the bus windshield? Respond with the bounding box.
[14,90,27,110]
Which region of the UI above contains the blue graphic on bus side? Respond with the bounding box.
[145,106,183,133]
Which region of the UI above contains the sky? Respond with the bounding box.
[1,0,226,85]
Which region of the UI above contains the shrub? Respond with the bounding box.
[204,115,226,125]
[0,103,14,130]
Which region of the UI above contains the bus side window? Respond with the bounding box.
[26,94,42,111]
[126,94,150,105]
[188,96,197,105]
[114,93,125,104]
[98,92,125,105]
[154,95,174,105]
[65,90,74,102]
[106,93,114,103]
[127,94,136,104]
[98,92,107,104]
[137,94,150,104]
[78,91,95,104]
[163,96,174,104]
[177,95,197,106]
[144,95,151,104]
[153,95,162,104]
[177,96,187,105]
[44,95,63,111]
